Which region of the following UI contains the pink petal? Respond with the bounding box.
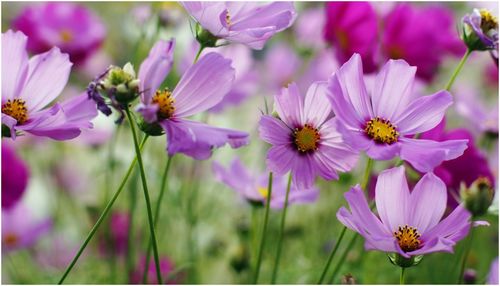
[274,82,304,127]
[266,145,297,176]
[303,81,331,127]
[2,30,29,101]
[258,115,292,146]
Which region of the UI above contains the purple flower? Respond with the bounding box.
[382,4,465,82]
[294,7,326,50]
[463,8,499,52]
[2,144,29,210]
[298,49,339,92]
[488,257,499,284]
[420,119,495,209]
[212,158,319,209]
[327,54,468,173]
[130,255,178,284]
[337,166,472,258]
[12,3,106,65]
[455,85,498,135]
[137,40,249,160]
[2,30,98,140]
[323,2,378,73]
[259,82,358,189]
[262,43,302,93]
[2,203,52,252]
[181,2,296,49]
[99,211,129,256]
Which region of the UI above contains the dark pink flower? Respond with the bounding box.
[1,143,29,210]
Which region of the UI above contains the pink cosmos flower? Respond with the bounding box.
[262,43,302,93]
[2,30,98,140]
[2,143,29,210]
[259,82,358,189]
[2,203,52,252]
[295,7,326,50]
[382,4,465,82]
[212,158,319,209]
[181,2,296,49]
[337,166,472,258]
[12,2,106,65]
[455,86,498,135]
[136,40,249,160]
[327,54,468,173]
[323,2,378,73]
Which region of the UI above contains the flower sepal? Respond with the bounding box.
[99,63,140,105]
[195,23,219,48]
[460,177,494,217]
[388,253,423,268]
[2,124,12,138]
[137,117,164,137]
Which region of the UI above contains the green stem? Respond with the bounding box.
[126,166,140,282]
[318,158,374,284]
[125,108,163,284]
[271,174,292,284]
[457,223,475,284]
[328,234,359,284]
[444,48,472,91]
[400,267,406,285]
[58,136,148,284]
[253,172,274,284]
[194,45,205,63]
[142,156,174,284]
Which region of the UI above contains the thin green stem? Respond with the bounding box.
[125,108,163,284]
[142,156,174,283]
[457,223,475,284]
[400,267,406,285]
[328,234,359,284]
[253,172,274,284]
[126,166,140,282]
[58,136,148,284]
[445,48,472,91]
[316,227,347,284]
[271,174,292,284]
[194,45,205,63]
[360,158,374,192]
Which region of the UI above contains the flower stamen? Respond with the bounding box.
[394,225,421,252]
[480,9,498,32]
[365,117,399,144]
[2,99,28,124]
[293,124,320,153]
[152,88,175,119]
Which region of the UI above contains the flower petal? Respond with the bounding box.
[2,30,29,101]
[372,59,416,120]
[303,81,331,127]
[375,166,410,233]
[365,141,401,161]
[212,159,254,194]
[408,172,447,232]
[395,90,453,135]
[181,2,228,37]
[258,115,292,145]
[407,236,455,256]
[291,154,316,189]
[138,39,175,104]
[266,145,297,176]
[19,47,72,112]
[274,82,304,127]
[421,205,471,244]
[173,52,235,118]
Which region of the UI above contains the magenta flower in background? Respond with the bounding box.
[337,166,472,258]
[137,40,249,160]
[327,54,468,173]
[99,211,130,256]
[130,255,178,284]
[295,7,326,50]
[485,64,499,88]
[2,203,52,252]
[12,2,106,65]
[488,257,499,284]
[382,4,465,82]
[2,30,98,140]
[259,82,358,189]
[2,143,29,210]
[212,158,319,209]
[420,119,496,208]
[323,2,378,73]
[182,2,296,49]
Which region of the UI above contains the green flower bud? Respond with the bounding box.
[195,23,219,48]
[137,117,165,137]
[100,63,139,105]
[460,177,495,217]
[388,253,423,268]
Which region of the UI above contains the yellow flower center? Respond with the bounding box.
[394,225,421,252]
[3,233,18,247]
[293,124,320,153]
[2,99,28,124]
[257,187,269,199]
[480,9,498,32]
[152,88,175,119]
[365,117,399,144]
[59,29,73,43]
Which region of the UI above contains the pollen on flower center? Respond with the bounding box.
[59,29,73,43]
[2,99,28,124]
[152,88,175,119]
[3,233,18,247]
[257,187,269,199]
[365,117,399,144]
[293,124,320,153]
[480,9,498,32]
[394,225,421,252]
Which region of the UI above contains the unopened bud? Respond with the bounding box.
[341,273,356,284]
[100,63,139,105]
[460,177,494,217]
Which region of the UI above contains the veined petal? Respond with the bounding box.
[421,205,471,244]
[303,81,331,127]
[266,145,296,176]
[138,39,175,104]
[365,141,401,161]
[372,59,416,120]
[212,159,254,194]
[173,52,235,118]
[395,90,453,135]
[2,30,29,101]
[181,2,228,36]
[407,236,455,256]
[258,115,292,145]
[291,154,316,189]
[408,172,447,232]
[274,82,304,127]
[19,47,72,113]
[375,166,410,233]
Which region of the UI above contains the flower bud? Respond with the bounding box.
[99,63,139,105]
[460,177,495,217]
[462,9,499,52]
[341,273,356,284]
[388,253,423,268]
[229,244,250,273]
[195,23,219,48]
[464,269,477,284]
[137,117,164,137]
